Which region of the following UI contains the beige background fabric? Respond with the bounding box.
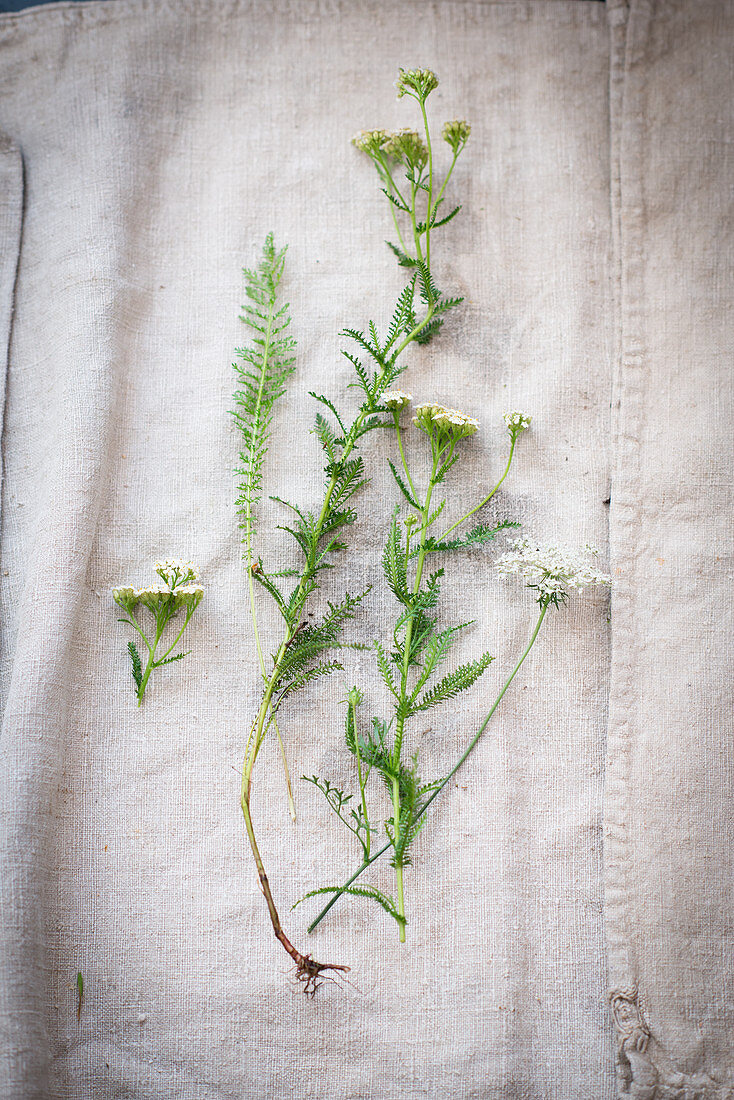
[0,1,730,1098]
[605,1,734,1096]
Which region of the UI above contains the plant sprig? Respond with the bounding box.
[234,69,471,991]
[112,559,204,705]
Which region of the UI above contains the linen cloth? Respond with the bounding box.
[0,1,730,1097]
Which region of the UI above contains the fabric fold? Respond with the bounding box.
[605,1,734,1095]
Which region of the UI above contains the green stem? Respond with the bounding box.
[351,696,370,860]
[388,444,439,938]
[136,617,165,706]
[155,606,193,665]
[307,598,550,933]
[376,156,409,254]
[409,180,425,267]
[394,414,417,500]
[438,437,516,543]
[419,100,434,273]
[431,151,459,218]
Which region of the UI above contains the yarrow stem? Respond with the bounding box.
[306,597,551,934]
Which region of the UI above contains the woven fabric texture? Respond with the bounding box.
[0,1,730,1097]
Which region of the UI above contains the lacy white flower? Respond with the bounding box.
[383,389,413,411]
[442,119,471,154]
[495,539,611,601]
[414,401,479,439]
[154,558,199,586]
[134,585,172,610]
[503,411,532,439]
[174,584,205,609]
[396,67,439,101]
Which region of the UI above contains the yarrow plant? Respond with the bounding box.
[229,67,610,982]
[111,65,610,993]
[112,560,204,705]
[232,69,477,992]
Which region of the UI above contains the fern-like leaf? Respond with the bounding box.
[424,518,520,554]
[233,233,296,553]
[127,641,142,689]
[293,885,406,927]
[156,651,190,668]
[411,651,494,714]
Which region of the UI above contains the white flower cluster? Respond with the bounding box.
[174,584,205,609]
[495,539,611,601]
[503,411,532,438]
[112,560,204,613]
[382,389,413,411]
[414,401,479,439]
[154,558,199,587]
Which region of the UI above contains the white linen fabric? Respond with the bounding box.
[0,1,730,1098]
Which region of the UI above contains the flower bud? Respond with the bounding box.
[396,68,439,101]
[111,586,138,611]
[383,129,428,170]
[442,119,471,154]
[351,129,390,157]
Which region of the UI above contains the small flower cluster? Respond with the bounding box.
[352,127,428,170]
[112,560,204,614]
[351,129,390,156]
[154,558,199,587]
[382,389,413,411]
[112,560,205,703]
[495,539,611,604]
[442,119,471,154]
[503,411,532,441]
[396,67,439,101]
[384,129,428,170]
[414,401,479,440]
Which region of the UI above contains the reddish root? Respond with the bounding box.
[292,951,350,998]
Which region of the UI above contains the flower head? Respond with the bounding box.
[351,129,390,157]
[383,129,428,170]
[496,539,611,605]
[414,401,479,441]
[134,585,174,612]
[382,389,413,412]
[396,67,439,101]
[154,559,199,588]
[173,584,205,610]
[503,411,532,441]
[442,119,471,154]
[111,585,138,611]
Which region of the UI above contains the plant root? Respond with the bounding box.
[291,951,351,998]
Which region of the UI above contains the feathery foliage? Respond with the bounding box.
[233,234,296,544]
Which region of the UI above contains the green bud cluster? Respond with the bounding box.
[396,67,439,102]
[442,119,471,154]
